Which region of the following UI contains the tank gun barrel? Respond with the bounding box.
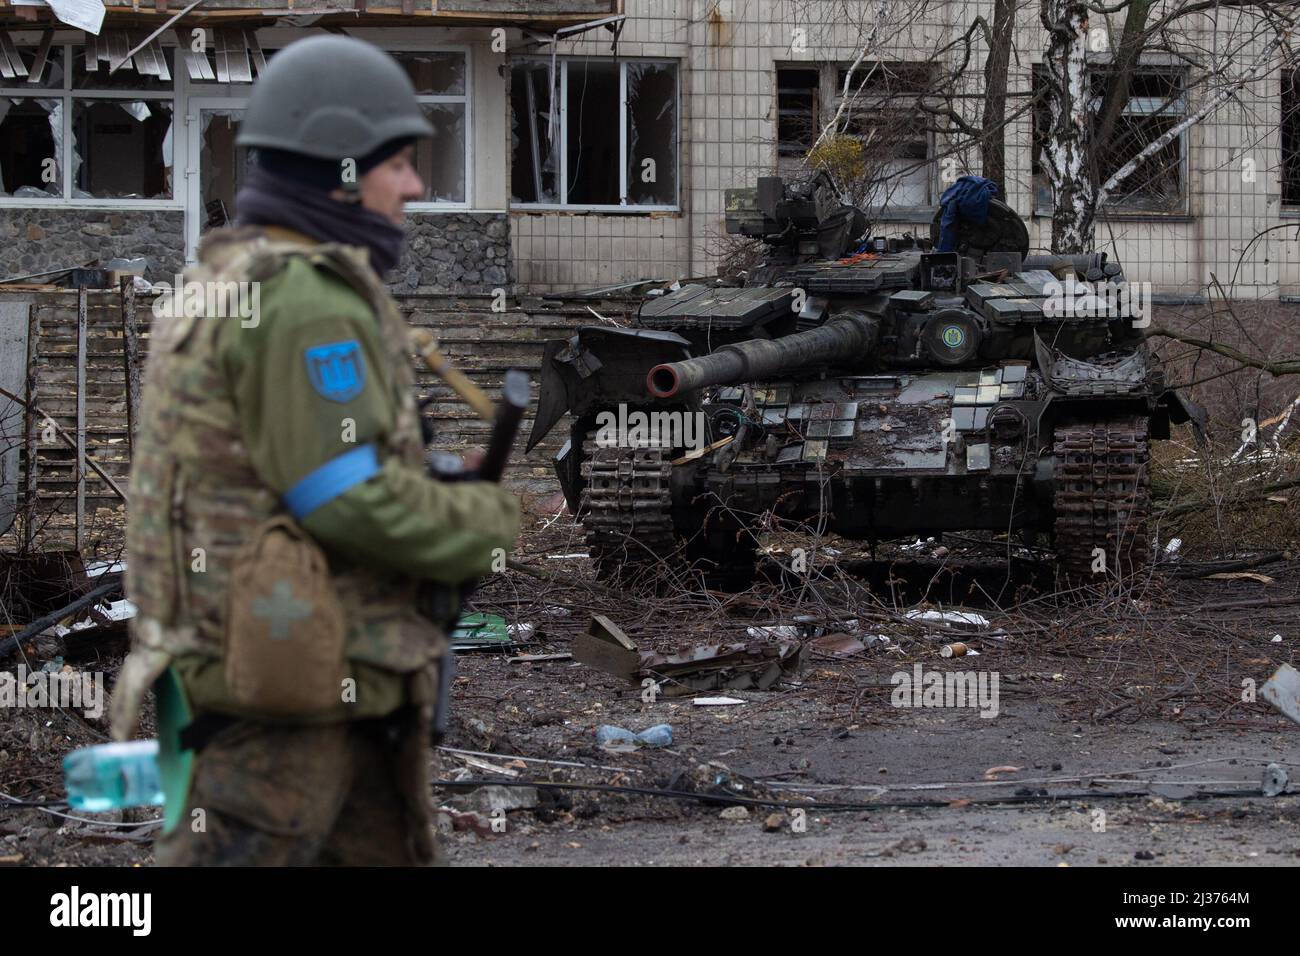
[646,312,879,399]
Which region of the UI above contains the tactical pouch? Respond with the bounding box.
[225,515,346,716]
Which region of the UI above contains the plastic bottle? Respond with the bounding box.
[63,740,164,811]
[595,724,673,749]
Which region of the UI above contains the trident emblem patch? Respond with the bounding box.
[304,340,366,403]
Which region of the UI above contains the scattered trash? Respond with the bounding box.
[693,696,746,706]
[1164,538,1182,556]
[450,613,511,650]
[939,642,978,658]
[576,616,803,693]
[746,625,801,640]
[906,608,990,629]
[640,640,803,694]
[719,805,750,821]
[1261,663,1300,725]
[505,653,572,664]
[596,724,673,751]
[809,632,867,657]
[1271,634,1284,643]
[1261,763,1289,797]
[983,765,1021,780]
[506,622,536,641]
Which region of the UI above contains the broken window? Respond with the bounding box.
[1032,66,1188,214]
[775,62,935,211]
[0,98,61,199]
[1283,67,1300,209]
[199,111,247,229]
[776,68,819,179]
[510,58,679,209]
[72,100,173,199]
[0,43,174,202]
[394,51,469,205]
[510,60,560,203]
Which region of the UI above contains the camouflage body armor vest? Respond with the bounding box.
[119,228,439,725]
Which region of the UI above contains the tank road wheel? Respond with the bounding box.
[579,433,679,582]
[1052,418,1152,582]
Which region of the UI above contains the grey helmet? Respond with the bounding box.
[236,35,432,160]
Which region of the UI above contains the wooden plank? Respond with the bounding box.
[23,304,40,551]
[120,279,141,452]
[75,289,87,554]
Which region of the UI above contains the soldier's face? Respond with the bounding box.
[358,145,424,226]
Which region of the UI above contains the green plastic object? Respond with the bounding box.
[450,612,510,649]
[154,667,194,836]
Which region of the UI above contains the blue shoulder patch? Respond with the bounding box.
[304,340,366,403]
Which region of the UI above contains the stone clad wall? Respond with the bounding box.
[0,209,186,282]
[395,212,514,294]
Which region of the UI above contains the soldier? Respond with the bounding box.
[110,35,520,865]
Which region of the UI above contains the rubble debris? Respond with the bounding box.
[1261,664,1300,725]
[573,615,640,680]
[448,784,540,816]
[640,640,803,694]
[808,632,867,657]
[719,805,750,821]
[596,724,673,751]
[762,812,785,832]
[692,697,745,707]
[905,608,990,630]
[1261,763,1289,797]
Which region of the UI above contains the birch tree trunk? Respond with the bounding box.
[1039,0,1095,252]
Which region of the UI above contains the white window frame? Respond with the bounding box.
[388,44,473,212]
[0,41,181,210]
[182,42,474,212]
[510,55,680,212]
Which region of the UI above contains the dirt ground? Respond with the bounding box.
[1,516,1298,868]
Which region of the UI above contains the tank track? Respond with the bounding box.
[578,432,678,579]
[1052,418,1151,581]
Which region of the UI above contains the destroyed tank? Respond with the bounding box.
[526,173,1204,584]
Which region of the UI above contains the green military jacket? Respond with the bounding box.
[113,226,519,732]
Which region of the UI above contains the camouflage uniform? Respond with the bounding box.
[114,225,519,865]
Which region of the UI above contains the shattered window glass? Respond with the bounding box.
[511,58,679,208]
[394,51,465,96]
[625,61,677,206]
[415,103,466,203]
[72,99,173,199]
[0,45,65,90]
[0,97,61,199]
[72,46,174,92]
[510,60,560,204]
[565,59,619,205]
[199,110,247,228]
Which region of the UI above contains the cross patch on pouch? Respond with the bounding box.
[251,580,313,640]
[304,339,366,402]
